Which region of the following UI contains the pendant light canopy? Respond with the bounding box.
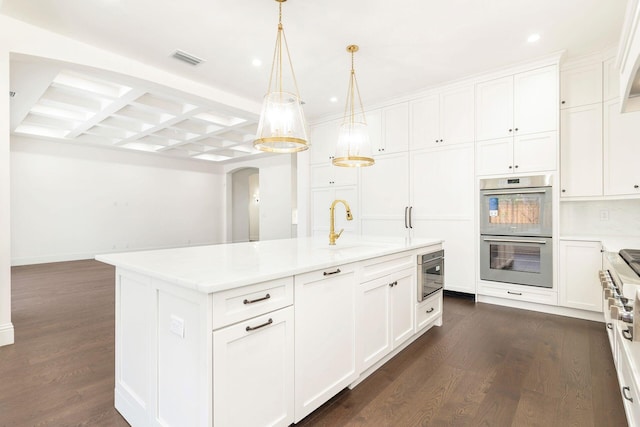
[333,45,374,168]
[254,0,309,153]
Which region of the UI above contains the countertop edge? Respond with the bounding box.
[96,237,444,294]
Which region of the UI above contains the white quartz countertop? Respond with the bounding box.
[96,236,443,294]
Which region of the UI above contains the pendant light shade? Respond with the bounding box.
[333,45,374,168]
[254,0,309,153]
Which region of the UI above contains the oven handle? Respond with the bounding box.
[482,189,546,196]
[482,237,547,245]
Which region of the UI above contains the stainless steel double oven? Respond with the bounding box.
[479,175,553,288]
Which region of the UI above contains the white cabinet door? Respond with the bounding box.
[558,240,603,312]
[213,307,294,427]
[513,131,557,173]
[310,164,358,187]
[310,120,339,165]
[513,65,558,136]
[360,152,409,236]
[294,265,357,422]
[440,85,475,145]
[356,267,416,373]
[390,267,416,348]
[357,275,392,372]
[414,219,475,294]
[382,103,410,155]
[560,62,603,109]
[410,144,474,218]
[410,95,440,150]
[560,104,603,197]
[475,75,513,141]
[476,137,514,176]
[604,100,640,196]
[366,108,383,155]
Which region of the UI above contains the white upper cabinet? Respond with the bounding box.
[369,103,409,156]
[476,131,556,175]
[560,104,603,197]
[475,76,514,141]
[560,62,603,109]
[410,85,474,150]
[309,119,340,165]
[476,65,558,141]
[310,163,358,188]
[604,100,640,196]
[513,66,558,136]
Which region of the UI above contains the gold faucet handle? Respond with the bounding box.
[336,229,344,239]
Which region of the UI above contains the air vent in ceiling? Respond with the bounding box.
[9,91,16,98]
[172,50,205,66]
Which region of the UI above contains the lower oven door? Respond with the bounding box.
[480,236,553,288]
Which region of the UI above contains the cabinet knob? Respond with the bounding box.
[562,189,566,193]
[515,128,519,132]
[514,165,519,169]
[508,129,513,133]
[561,100,566,104]
[440,139,444,143]
[508,165,513,169]
[635,185,639,189]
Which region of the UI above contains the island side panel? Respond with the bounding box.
[114,268,211,427]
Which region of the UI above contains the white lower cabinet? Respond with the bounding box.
[558,240,603,312]
[356,267,416,373]
[294,264,358,422]
[415,291,443,331]
[617,325,640,426]
[212,307,294,427]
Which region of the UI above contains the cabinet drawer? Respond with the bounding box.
[212,277,293,329]
[360,252,417,283]
[478,283,558,306]
[416,291,442,331]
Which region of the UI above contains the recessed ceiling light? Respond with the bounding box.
[527,33,541,43]
[330,96,338,103]
[252,59,262,67]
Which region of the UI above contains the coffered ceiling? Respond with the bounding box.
[1,0,629,163]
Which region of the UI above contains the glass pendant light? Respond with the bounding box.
[333,45,374,167]
[254,0,309,153]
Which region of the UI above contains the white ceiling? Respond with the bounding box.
[1,0,630,162]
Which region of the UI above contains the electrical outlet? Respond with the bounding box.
[600,209,609,221]
[169,315,185,338]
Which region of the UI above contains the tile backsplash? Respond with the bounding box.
[560,199,640,237]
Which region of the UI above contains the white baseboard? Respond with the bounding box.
[0,323,14,346]
[477,295,605,322]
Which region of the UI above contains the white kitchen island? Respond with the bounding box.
[97,236,443,427]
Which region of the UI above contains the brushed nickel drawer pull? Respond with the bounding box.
[389,281,398,287]
[243,293,271,305]
[623,328,633,341]
[623,386,634,402]
[507,291,522,296]
[323,269,341,276]
[426,307,435,313]
[246,318,273,332]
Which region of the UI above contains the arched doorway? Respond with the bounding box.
[230,168,260,243]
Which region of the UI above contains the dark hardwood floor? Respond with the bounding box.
[0,260,627,426]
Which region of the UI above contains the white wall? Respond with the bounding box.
[224,155,294,242]
[248,173,260,241]
[560,199,640,249]
[11,136,225,265]
[230,168,252,243]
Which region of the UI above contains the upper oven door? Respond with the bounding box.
[480,187,552,237]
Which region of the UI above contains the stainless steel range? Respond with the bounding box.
[603,249,640,299]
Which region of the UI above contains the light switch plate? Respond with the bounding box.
[169,315,185,338]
